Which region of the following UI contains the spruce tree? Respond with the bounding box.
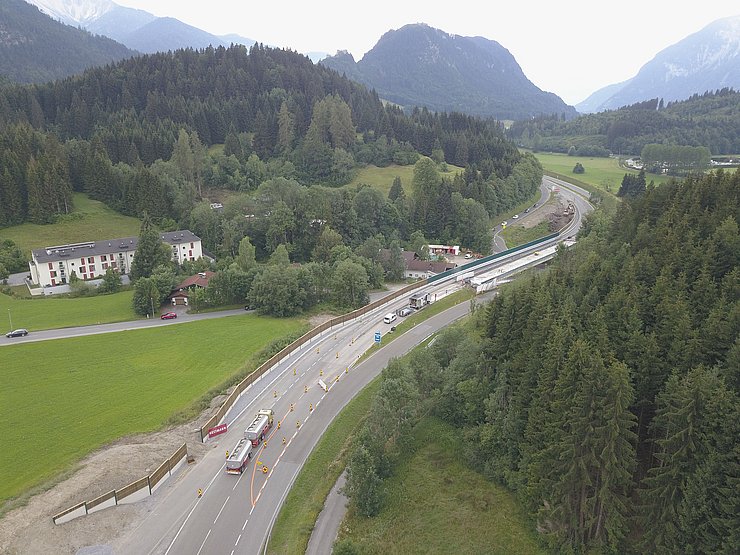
[130,213,171,281]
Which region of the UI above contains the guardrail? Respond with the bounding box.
[52,443,188,525]
[199,280,427,441]
[428,233,559,284]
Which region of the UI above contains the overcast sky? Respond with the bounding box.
[114,0,740,105]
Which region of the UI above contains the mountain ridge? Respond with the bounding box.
[577,15,740,112]
[0,0,135,83]
[321,23,576,121]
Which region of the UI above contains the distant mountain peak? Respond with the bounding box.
[322,23,575,120]
[577,14,740,112]
[26,0,115,26]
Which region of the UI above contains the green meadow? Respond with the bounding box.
[0,193,141,258]
[0,314,305,505]
[531,152,672,195]
[1,290,139,332]
[346,163,463,196]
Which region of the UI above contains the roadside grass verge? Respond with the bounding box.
[0,290,139,331]
[267,378,381,555]
[501,221,552,248]
[357,288,475,364]
[336,417,545,554]
[0,193,141,258]
[0,314,305,506]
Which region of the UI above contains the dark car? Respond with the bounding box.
[160,312,177,320]
[6,328,29,338]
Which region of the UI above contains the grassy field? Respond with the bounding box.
[0,193,141,258]
[0,314,305,505]
[0,290,139,332]
[346,163,463,196]
[531,152,672,195]
[336,417,545,554]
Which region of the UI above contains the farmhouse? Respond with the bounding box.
[169,271,216,305]
[405,258,456,280]
[29,230,203,287]
[379,248,456,279]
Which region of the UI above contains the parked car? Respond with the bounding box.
[160,312,177,320]
[6,328,29,338]
[512,214,519,219]
[464,253,472,259]
[399,307,413,317]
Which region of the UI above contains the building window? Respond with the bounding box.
[189,250,193,256]
[89,265,96,274]
[111,262,117,268]
[101,255,107,261]
[102,263,108,270]
[88,257,94,264]
[50,271,57,278]
[80,258,85,264]
[80,266,86,274]
[190,242,194,248]
[48,262,53,270]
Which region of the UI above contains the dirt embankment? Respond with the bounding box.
[0,396,224,554]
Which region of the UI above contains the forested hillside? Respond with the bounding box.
[0,44,538,260]
[0,0,135,84]
[345,170,740,553]
[509,89,740,156]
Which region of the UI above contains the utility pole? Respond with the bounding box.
[7,308,12,331]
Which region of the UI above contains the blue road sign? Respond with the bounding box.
[374,331,381,343]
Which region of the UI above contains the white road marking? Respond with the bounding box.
[195,529,211,555]
[214,496,230,524]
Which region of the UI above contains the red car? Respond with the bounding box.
[160,312,177,320]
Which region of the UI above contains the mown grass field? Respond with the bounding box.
[0,193,141,258]
[0,290,139,332]
[0,314,305,505]
[336,417,545,554]
[346,163,463,196]
[531,152,672,195]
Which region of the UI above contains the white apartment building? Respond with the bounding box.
[29,230,203,287]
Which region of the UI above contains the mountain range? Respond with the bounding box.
[577,15,740,112]
[0,0,134,83]
[6,1,740,120]
[25,0,256,53]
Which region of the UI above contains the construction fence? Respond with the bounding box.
[52,443,188,525]
[199,279,427,441]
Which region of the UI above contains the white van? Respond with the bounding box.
[383,313,397,324]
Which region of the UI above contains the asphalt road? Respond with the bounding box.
[492,179,552,253]
[0,307,248,347]
[115,283,472,555]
